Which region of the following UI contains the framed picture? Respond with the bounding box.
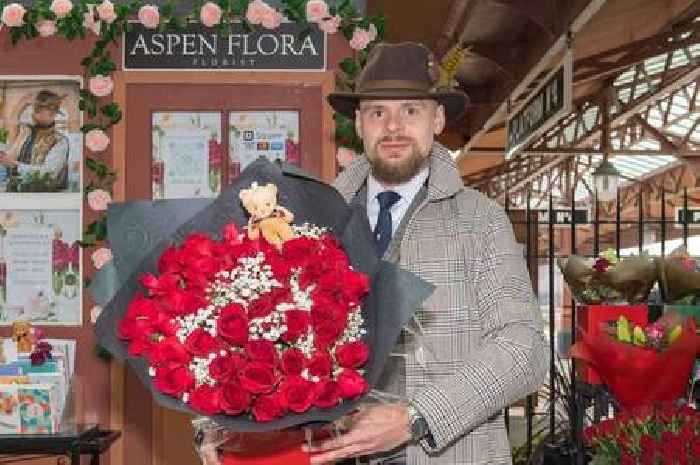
[152,112,222,200]
[229,111,300,178]
[0,194,82,325]
[0,76,83,194]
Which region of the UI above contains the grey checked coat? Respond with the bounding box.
[333,143,549,465]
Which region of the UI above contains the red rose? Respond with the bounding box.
[240,362,277,394]
[118,294,158,340]
[248,294,276,320]
[335,341,369,369]
[209,353,246,383]
[266,253,292,281]
[313,379,341,408]
[127,338,153,357]
[181,233,216,257]
[153,363,194,396]
[279,376,314,413]
[189,384,222,415]
[162,290,206,316]
[337,369,368,399]
[140,272,180,296]
[282,237,318,266]
[220,382,251,415]
[245,339,278,367]
[282,310,310,343]
[311,297,348,350]
[217,303,249,346]
[306,351,332,377]
[185,329,220,356]
[252,393,286,422]
[281,348,306,376]
[150,337,191,366]
[223,223,242,246]
[157,246,183,274]
[152,313,179,338]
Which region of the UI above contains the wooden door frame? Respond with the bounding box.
[109,69,337,465]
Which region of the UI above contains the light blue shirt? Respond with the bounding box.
[367,166,429,236]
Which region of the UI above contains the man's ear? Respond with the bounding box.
[433,104,446,135]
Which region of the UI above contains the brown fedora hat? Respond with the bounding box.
[328,42,469,123]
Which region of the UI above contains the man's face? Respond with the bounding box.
[33,108,57,126]
[356,99,445,185]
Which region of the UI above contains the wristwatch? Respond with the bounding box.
[407,404,430,442]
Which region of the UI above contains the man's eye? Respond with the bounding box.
[371,110,383,118]
[405,107,418,116]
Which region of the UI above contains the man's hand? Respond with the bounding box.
[303,403,411,464]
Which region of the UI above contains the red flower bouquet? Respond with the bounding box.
[571,313,700,409]
[584,403,700,465]
[118,222,372,422]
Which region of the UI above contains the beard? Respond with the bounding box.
[367,136,429,185]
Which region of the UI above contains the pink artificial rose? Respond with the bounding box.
[87,189,112,211]
[50,0,73,19]
[85,128,110,152]
[245,0,271,25]
[97,0,117,23]
[200,2,222,27]
[89,75,114,97]
[319,15,341,34]
[367,23,378,42]
[36,20,57,37]
[90,305,103,324]
[83,5,101,35]
[336,147,357,168]
[138,4,160,30]
[305,0,329,23]
[349,27,371,51]
[2,3,26,27]
[91,247,113,269]
[260,8,282,29]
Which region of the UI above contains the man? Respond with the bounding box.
[0,90,70,191]
[305,42,549,465]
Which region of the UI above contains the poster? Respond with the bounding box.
[0,77,82,193]
[0,201,81,325]
[229,111,300,176]
[152,112,222,200]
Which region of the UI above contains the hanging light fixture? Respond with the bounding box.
[593,156,620,202]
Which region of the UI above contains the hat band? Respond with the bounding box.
[359,79,432,93]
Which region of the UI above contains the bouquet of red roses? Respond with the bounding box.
[584,402,700,465]
[92,158,433,433]
[118,222,372,422]
[571,313,700,409]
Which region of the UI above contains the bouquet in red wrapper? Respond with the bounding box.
[571,313,700,409]
[118,222,372,422]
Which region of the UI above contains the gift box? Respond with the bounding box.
[575,304,648,384]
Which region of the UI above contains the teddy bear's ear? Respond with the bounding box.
[264,183,278,196]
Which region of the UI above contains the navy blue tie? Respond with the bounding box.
[374,191,401,257]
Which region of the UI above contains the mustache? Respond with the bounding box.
[376,136,415,144]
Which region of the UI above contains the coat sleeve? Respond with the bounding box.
[409,199,549,453]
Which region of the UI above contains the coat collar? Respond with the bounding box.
[334,142,463,203]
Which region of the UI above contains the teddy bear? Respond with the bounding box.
[239,182,295,249]
[11,321,33,354]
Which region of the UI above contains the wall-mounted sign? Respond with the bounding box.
[676,208,700,228]
[506,50,572,158]
[123,22,326,71]
[537,208,589,227]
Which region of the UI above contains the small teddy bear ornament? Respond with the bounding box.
[239,182,295,249]
[11,321,34,353]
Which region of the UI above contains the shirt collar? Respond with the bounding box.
[367,165,429,207]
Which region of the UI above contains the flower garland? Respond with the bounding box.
[0,0,384,252]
